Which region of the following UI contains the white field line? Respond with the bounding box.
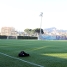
[0,52,44,67]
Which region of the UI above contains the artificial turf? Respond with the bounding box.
[0,39,67,67]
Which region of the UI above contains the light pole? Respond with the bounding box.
[40,12,43,36]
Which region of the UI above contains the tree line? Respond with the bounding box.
[24,28,44,36]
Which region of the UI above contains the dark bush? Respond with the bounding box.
[17,36,37,39]
[0,35,7,39]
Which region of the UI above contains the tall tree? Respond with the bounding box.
[24,28,44,36]
[24,28,32,36]
[34,28,44,34]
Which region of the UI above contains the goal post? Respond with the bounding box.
[7,36,17,39]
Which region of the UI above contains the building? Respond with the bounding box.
[1,27,16,36]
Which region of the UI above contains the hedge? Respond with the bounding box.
[0,35,38,39]
[17,36,37,39]
[0,36,7,39]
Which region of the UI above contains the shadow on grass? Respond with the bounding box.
[25,46,67,67]
[40,53,67,67]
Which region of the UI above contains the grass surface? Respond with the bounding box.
[0,39,67,67]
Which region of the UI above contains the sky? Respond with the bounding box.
[0,0,67,31]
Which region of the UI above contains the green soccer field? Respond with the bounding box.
[0,39,67,67]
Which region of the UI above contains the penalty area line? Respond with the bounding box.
[0,52,44,67]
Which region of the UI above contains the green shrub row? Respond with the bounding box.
[0,36,37,39]
[17,36,37,39]
[0,36,7,39]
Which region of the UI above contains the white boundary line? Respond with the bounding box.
[0,52,44,67]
